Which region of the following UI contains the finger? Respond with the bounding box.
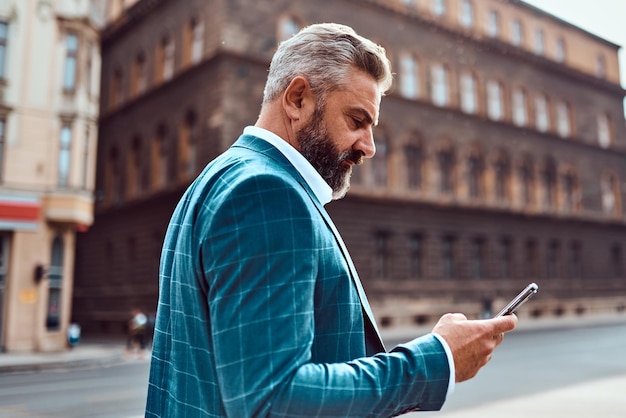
[490,314,518,333]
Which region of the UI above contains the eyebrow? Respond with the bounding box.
[349,107,376,126]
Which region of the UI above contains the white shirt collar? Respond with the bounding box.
[243,126,333,205]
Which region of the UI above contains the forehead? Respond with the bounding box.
[329,70,381,122]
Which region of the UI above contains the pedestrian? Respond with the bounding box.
[146,22,517,417]
[127,308,148,358]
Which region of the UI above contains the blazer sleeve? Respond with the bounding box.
[200,171,450,417]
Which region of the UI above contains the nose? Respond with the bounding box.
[355,128,376,159]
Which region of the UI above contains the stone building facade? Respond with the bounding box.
[73,0,626,334]
[0,0,104,352]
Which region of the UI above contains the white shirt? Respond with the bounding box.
[242,125,455,397]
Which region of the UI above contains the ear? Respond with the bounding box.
[282,76,314,122]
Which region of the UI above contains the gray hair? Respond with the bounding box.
[262,23,393,105]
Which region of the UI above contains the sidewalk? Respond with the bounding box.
[0,312,624,375]
[0,338,135,374]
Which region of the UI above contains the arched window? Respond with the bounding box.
[437,147,455,194]
[534,93,550,133]
[152,125,169,190]
[105,147,122,205]
[543,157,557,209]
[460,72,477,114]
[562,170,580,213]
[430,63,449,107]
[179,110,198,180]
[555,100,571,138]
[132,52,147,97]
[601,173,621,218]
[512,87,528,127]
[486,79,504,121]
[46,235,64,331]
[405,141,424,190]
[184,17,204,66]
[459,0,474,28]
[518,157,534,207]
[468,153,484,199]
[127,136,142,198]
[493,153,511,202]
[399,53,420,99]
[597,113,613,148]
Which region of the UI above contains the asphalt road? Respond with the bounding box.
[0,320,624,417]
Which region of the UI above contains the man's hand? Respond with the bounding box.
[432,313,517,382]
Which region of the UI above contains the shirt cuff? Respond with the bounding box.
[432,332,455,399]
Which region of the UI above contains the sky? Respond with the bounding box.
[522,0,626,89]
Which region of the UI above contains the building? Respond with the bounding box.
[0,0,104,352]
[73,0,626,335]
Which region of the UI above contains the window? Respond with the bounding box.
[494,156,510,202]
[597,113,613,148]
[179,111,198,180]
[534,94,549,132]
[278,16,301,42]
[152,126,169,189]
[127,137,142,198]
[472,237,486,279]
[611,244,623,278]
[524,239,538,278]
[373,231,391,279]
[601,174,620,217]
[442,236,456,279]
[59,124,72,187]
[111,68,123,108]
[460,72,477,114]
[399,53,420,99]
[432,0,446,16]
[459,0,474,28]
[132,53,147,97]
[409,234,424,279]
[468,154,484,199]
[405,143,423,190]
[486,80,504,121]
[0,119,5,183]
[82,127,90,189]
[555,101,571,138]
[543,158,557,209]
[486,10,499,37]
[438,149,455,194]
[511,19,523,46]
[0,22,8,79]
[596,55,606,78]
[500,238,512,278]
[107,147,124,205]
[46,235,64,330]
[534,28,545,55]
[547,240,561,278]
[519,161,534,206]
[568,241,582,279]
[190,20,204,64]
[85,41,94,97]
[63,33,78,91]
[563,172,578,212]
[430,64,449,106]
[157,35,175,83]
[372,130,388,187]
[512,88,528,127]
[556,37,566,62]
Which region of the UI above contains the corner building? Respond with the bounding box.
[74,0,626,334]
[0,0,104,352]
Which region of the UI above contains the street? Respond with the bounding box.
[0,320,624,417]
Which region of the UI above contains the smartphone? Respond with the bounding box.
[495,283,539,317]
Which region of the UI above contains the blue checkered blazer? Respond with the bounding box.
[146,134,450,417]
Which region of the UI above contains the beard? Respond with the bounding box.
[296,107,364,200]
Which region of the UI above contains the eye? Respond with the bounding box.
[351,117,363,129]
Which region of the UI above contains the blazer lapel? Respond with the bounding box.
[234,135,386,354]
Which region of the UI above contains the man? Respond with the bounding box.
[146,23,516,417]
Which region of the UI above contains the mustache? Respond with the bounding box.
[340,150,365,166]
